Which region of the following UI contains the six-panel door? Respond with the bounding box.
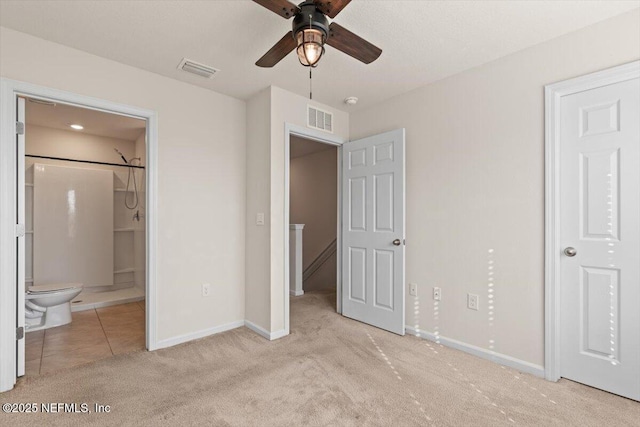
[341,129,405,335]
[559,77,640,401]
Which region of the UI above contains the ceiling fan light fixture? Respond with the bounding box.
[296,28,325,67]
[253,0,382,68]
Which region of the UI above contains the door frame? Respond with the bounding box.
[284,123,345,333]
[544,60,640,382]
[0,78,159,392]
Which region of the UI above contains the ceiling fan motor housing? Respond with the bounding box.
[253,0,382,68]
[292,1,329,39]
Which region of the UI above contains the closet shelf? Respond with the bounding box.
[114,228,134,232]
[114,188,135,192]
[114,268,135,274]
[25,183,34,187]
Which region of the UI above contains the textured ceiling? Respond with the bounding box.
[25,98,145,141]
[1,1,638,111]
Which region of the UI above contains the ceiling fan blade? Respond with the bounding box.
[326,22,382,64]
[253,0,300,19]
[314,0,352,18]
[256,31,297,67]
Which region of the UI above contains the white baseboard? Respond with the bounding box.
[270,329,288,340]
[289,289,304,296]
[244,320,289,341]
[244,320,270,339]
[155,320,244,350]
[405,326,544,378]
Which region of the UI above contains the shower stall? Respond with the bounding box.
[24,105,147,311]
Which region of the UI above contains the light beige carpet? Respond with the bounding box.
[2,291,639,426]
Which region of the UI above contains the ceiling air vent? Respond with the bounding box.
[177,58,219,79]
[307,105,333,133]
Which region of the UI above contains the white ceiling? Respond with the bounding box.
[25,98,146,141]
[290,135,336,159]
[1,1,638,112]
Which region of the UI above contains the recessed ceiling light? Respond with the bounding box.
[344,96,358,106]
[69,124,84,130]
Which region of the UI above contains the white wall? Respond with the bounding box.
[1,27,247,343]
[290,143,337,292]
[245,86,348,333]
[349,9,640,367]
[245,88,271,330]
[271,87,348,332]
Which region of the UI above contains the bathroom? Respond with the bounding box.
[23,98,147,375]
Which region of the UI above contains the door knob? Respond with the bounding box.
[392,239,402,246]
[564,247,577,257]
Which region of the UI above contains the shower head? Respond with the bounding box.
[114,148,128,164]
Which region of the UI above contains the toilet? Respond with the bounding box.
[25,283,84,332]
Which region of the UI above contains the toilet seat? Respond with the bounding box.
[28,283,83,294]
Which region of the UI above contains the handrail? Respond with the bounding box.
[303,238,337,282]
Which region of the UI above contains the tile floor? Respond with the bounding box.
[25,301,145,376]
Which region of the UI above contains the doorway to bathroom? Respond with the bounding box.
[0,78,158,392]
[21,97,148,376]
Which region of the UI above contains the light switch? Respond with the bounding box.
[256,213,265,226]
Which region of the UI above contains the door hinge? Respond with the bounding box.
[16,326,24,340]
[16,121,25,135]
[15,224,25,238]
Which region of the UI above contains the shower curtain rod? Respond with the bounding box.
[25,154,145,169]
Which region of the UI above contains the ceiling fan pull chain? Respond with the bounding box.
[307,14,313,100]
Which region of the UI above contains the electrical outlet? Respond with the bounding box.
[256,213,265,226]
[467,293,479,310]
[433,287,441,301]
[409,283,417,297]
[202,283,211,297]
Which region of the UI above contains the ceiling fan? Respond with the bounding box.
[253,0,382,68]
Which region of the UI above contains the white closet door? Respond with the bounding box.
[559,77,640,401]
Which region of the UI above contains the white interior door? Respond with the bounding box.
[559,77,640,400]
[341,129,405,335]
[16,96,26,377]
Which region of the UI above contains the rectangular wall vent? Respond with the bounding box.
[177,58,219,79]
[307,105,333,133]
